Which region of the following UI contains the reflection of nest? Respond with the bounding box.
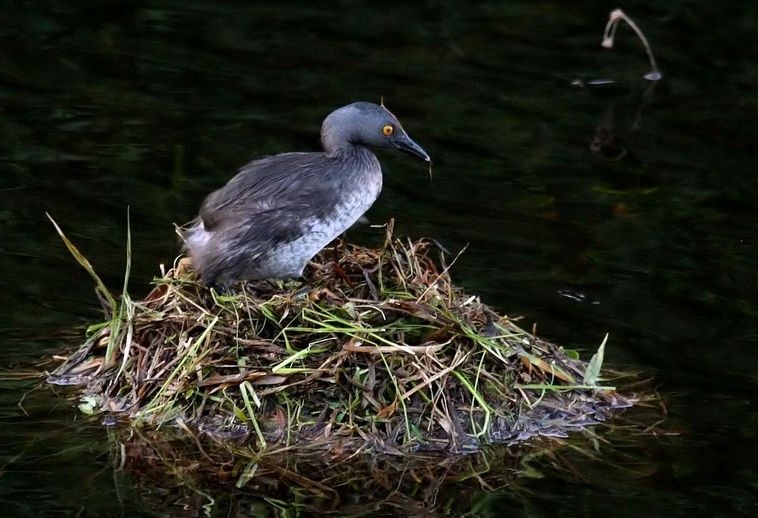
[116,427,528,515]
[49,222,635,454]
[114,400,666,517]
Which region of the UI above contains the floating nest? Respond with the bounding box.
[47,220,636,455]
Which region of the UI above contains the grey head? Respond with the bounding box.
[321,102,430,162]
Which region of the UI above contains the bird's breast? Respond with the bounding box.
[318,161,382,236]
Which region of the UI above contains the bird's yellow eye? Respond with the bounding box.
[382,124,394,136]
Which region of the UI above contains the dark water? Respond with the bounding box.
[2,1,757,516]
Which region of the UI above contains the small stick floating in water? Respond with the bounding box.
[602,8,663,81]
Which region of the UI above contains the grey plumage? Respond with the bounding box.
[182,102,430,287]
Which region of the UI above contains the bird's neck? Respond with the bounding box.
[325,142,374,163]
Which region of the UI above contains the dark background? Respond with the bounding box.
[1,1,756,516]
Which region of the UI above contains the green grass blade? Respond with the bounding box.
[583,333,609,386]
[46,212,117,313]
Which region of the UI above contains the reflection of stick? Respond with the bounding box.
[602,9,662,81]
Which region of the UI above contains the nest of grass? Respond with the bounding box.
[47,219,635,454]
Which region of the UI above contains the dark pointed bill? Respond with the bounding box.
[392,133,431,162]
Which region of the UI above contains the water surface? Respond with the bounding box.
[1,1,757,516]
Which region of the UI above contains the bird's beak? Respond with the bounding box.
[393,133,431,162]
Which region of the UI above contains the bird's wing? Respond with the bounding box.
[199,152,343,242]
